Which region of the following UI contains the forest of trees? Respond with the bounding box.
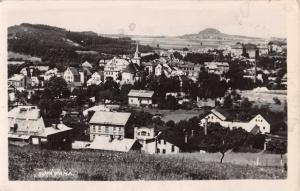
[8,23,153,64]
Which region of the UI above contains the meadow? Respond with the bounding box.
[163,151,287,167]
[9,145,286,181]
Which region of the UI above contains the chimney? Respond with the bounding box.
[184,134,188,144]
[109,135,114,142]
[52,124,59,129]
[254,60,257,84]
[204,118,208,135]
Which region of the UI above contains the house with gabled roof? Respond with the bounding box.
[89,111,131,141]
[128,89,154,106]
[199,109,271,134]
[63,67,81,83]
[87,71,104,86]
[104,57,130,81]
[8,106,72,148]
[133,125,181,154]
[8,74,30,91]
[81,61,93,69]
[121,63,142,85]
[88,135,142,152]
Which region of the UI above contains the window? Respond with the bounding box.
[158,140,161,144]
[141,131,147,136]
[119,127,122,131]
[105,127,109,133]
[171,145,175,152]
[113,127,116,131]
[98,126,101,132]
[157,148,160,153]
[162,149,166,154]
[263,127,265,130]
[93,127,96,132]
[164,140,166,145]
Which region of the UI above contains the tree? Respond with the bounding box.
[165,95,178,110]
[173,51,183,60]
[200,123,249,163]
[47,100,63,119]
[45,76,70,98]
[166,120,175,128]
[240,98,252,111]
[273,97,281,105]
[223,95,233,108]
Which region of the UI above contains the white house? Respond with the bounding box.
[231,44,243,57]
[154,63,174,77]
[133,126,181,154]
[196,97,216,108]
[128,89,154,106]
[44,68,58,81]
[199,109,271,134]
[156,137,180,154]
[121,63,141,85]
[87,71,104,86]
[142,62,156,75]
[8,74,30,91]
[104,57,130,81]
[89,111,131,141]
[155,63,163,76]
[63,67,81,83]
[83,105,110,117]
[30,76,40,87]
[8,106,45,141]
[204,62,229,75]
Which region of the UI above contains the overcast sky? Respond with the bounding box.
[3,1,287,38]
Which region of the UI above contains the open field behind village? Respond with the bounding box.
[9,145,286,181]
[142,108,205,123]
[163,151,287,167]
[240,90,287,112]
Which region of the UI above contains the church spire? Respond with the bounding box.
[134,41,139,57]
[133,41,141,66]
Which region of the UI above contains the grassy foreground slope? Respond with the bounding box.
[9,145,286,180]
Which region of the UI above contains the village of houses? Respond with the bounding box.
[7,40,287,156]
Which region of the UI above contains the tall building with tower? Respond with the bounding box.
[132,41,141,66]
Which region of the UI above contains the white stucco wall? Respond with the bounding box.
[156,139,180,154]
[199,113,270,134]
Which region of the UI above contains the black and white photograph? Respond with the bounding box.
[0,0,299,187]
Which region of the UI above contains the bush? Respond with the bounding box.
[273,97,281,105]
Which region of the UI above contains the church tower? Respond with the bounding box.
[132,41,141,66]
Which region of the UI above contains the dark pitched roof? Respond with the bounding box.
[211,108,232,121]
[243,44,258,50]
[123,63,138,73]
[79,67,92,75]
[157,130,186,148]
[68,67,80,76]
[249,125,260,135]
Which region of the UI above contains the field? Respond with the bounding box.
[142,108,205,123]
[163,151,287,167]
[239,90,287,112]
[9,145,286,180]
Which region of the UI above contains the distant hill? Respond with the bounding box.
[177,28,267,44]
[102,28,277,50]
[8,23,153,64]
